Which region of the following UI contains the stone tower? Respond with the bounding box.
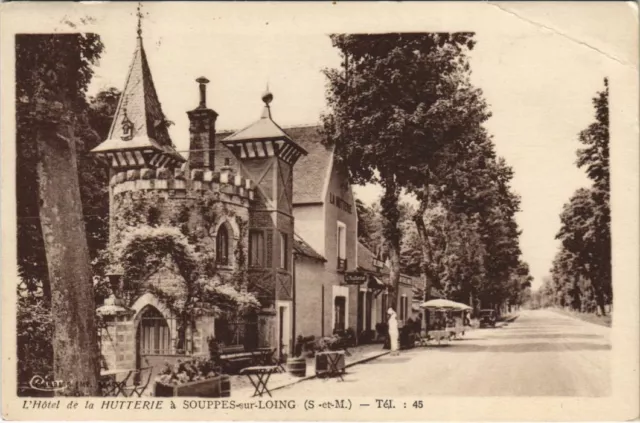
[90,30,186,247]
[90,25,256,368]
[223,91,307,355]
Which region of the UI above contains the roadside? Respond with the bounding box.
[549,307,612,327]
[231,343,389,398]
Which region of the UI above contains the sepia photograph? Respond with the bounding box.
[2,1,638,421]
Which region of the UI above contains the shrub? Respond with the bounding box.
[17,296,53,387]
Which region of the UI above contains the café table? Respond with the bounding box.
[240,366,279,398]
[316,350,345,381]
[99,369,134,397]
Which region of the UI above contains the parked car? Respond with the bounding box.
[479,309,497,328]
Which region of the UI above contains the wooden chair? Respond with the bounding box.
[121,366,153,398]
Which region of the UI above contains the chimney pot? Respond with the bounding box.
[196,77,210,108]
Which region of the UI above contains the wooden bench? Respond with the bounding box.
[218,345,256,374]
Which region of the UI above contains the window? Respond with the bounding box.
[139,307,171,355]
[279,232,288,270]
[337,221,347,270]
[216,224,230,266]
[120,113,134,141]
[249,230,265,267]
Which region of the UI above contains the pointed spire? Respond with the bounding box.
[136,2,143,38]
[90,11,184,168]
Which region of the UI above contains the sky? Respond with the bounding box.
[78,2,636,290]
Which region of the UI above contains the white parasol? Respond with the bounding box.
[419,299,461,309]
[454,302,473,310]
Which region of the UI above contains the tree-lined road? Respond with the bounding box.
[279,310,611,397]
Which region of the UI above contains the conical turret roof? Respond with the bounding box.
[91,35,184,167]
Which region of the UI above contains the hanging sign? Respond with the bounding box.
[344,272,367,285]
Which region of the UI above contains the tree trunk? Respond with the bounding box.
[36,116,99,396]
[380,178,402,313]
[413,200,437,303]
[413,191,438,330]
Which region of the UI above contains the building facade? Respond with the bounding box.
[288,127,359,340]
[92,29,416,372]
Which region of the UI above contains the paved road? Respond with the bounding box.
[278,309,611,397]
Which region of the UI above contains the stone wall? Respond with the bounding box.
[99,316,135,373]
[109,168,252,273]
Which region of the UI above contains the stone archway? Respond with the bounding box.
[135,305,172,370]
[131,294,175,369]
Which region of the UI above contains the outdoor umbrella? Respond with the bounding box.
[454,302,472,310]
[419,299,461,309]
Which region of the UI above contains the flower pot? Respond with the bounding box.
[154,375,230,397]
[287,357,306,377]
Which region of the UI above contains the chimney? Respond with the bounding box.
[187,76,218,170]
[197,76,209,108]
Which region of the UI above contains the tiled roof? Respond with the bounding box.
[91,36,184,162]
[357,241,379,273]
[224,106,293,143]
[293,233,325,261]
[285,125,333,204]
[218,124,334,205]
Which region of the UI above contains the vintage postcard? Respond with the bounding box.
[1,1,638,421]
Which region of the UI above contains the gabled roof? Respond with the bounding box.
[91,36,183,163]
[293,233,326,262]
[285,125,334,205]
[220,123,333,203]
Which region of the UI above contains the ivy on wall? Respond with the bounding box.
[104,189,258,324]
[117,225,259,347]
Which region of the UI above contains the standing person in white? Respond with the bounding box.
[387,308,399,355]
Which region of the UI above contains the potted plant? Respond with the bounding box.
[314,335,345,376]
[154,357,230,397]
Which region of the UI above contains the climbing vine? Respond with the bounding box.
[232,215,249,290]
[117,225,259,348]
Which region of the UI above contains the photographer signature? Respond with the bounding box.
[28,375,93,392]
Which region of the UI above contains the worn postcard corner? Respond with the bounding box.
[1,1,638,422]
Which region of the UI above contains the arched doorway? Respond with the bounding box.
[136,306,171,369]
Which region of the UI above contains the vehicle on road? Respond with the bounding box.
[479,309,497,328]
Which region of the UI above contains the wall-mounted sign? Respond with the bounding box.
[344,272,368,285]
[329,193,353,214]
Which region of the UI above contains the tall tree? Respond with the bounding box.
[17,85,118,298]
[17,34,104,395]
[552,79,611,315]
[322,33,478,311]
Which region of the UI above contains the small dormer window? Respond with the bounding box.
[121,112,134,141]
